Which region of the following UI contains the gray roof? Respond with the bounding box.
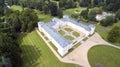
[38,16,93,48]
[62,17,91,31]
[39,21,72,48]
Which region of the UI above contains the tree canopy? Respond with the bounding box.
[0,1,39,67]
[88,8,102,21]
[116,9,120,20]
[107,26,120,43]
[100,16,116,26]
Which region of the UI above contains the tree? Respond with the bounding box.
[20,9,38,32]
[80,9,89,19]
[6,10,21,32]
[0,32,23,67]
[93,0,104,6]
[79,0,91,7]
[100,16,116,26]
[67,0,76,8]
[27,22,34,32]
[43,4,49,14]
[57,8,63,18]
[71,13,79,19]
[0,0,5,16]
[59,0,76,9]
[20,22,27,32]
[50,2,58,16]
[107,26,120,43]
[116,9,120,20]
[88,8,102,21]
[106,3,114,11]
[59,0,66,8]
[104,0,120,12]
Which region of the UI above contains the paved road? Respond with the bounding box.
[36,29,120,67]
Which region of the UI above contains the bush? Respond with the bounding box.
[88,7,102,21]
[80,9,89,19]
[71,13,79,19]
[107,26,120,43]
[116,9,120,20]
[100,16,117,26]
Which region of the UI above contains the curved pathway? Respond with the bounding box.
[36,29,120,67]
[63,33,120,67]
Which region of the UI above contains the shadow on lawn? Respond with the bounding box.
[18,34,41,67]
[21,44,41,67]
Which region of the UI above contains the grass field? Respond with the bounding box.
[36,11,53,22]
[18,31,80,67]
[95,25,110,40]
[63,7,86,16]
[72,31,80,37]
[10,5,23,11]
[88,45,120,67]
[58,30,65,35]
[64,35,74,40]
[65,28,73,32]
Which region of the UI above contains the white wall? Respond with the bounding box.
[66,21,90,36]
[38,24,68,56]
[38,17,95,56]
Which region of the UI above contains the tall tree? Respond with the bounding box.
[50,2,58,16]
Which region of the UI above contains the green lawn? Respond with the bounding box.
[10,5,23,11]
[88,45,120,67]
[64,35,74,40]
[36,11,53,22]
[58,30,65,35]
[18,31,80,67]
[63,7,86,16]
[72,31,80,37]
[95,25,110,40]
[65,28,73,32]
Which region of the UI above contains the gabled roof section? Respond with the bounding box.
[38,21,72,48]
[62,17,92,31]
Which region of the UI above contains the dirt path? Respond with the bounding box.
[36,29,120,67]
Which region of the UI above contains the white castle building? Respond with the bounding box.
[38,15,95,56]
